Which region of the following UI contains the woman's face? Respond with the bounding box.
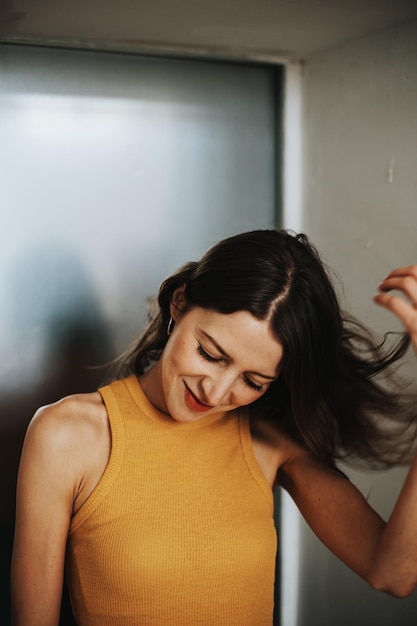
[141,299,284,423]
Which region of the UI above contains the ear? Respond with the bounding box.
[170,285,187,321]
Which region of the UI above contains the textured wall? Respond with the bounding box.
[297,19,417,626]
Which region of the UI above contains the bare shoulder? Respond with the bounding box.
[12,392,111,621]
[250,411,305,461]
[250,411,344,490]
[28,391,108,450]
[250,411,307,488]
[24,391,111,513]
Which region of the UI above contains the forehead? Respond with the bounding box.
[187,307,283,373]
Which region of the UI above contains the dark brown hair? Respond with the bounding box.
[119,229,416,467]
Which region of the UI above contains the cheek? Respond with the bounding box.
[165,335,197,374]
[234,387,264,408]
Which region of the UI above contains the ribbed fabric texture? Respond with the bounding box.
[66,375,277,626]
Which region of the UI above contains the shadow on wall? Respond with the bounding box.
[0,247,116,625]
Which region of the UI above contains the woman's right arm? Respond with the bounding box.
[11,402,78,626]
[11,393,106,626]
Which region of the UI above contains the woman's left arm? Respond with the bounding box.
[368,263,417,595]
[280,265,417,598]
[280,450,417,598]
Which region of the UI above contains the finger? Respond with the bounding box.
[379,264,417,291]
[378,275,417,304]
[374,293,417,334]
[381,264,417,281]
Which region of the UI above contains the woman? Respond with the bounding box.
[11,229,417,626]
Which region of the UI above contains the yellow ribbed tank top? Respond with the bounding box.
[67,375,277,626]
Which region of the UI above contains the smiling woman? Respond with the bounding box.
[11,229,417,626]
[139,305,283,423]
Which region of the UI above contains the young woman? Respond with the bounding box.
[11,230,417,626]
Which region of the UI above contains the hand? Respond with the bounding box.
[374,265,417,355]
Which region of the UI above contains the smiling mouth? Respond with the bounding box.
[184,384,213,412]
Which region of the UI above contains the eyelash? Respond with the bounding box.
[197,344,222,363]
[196,345,264,393]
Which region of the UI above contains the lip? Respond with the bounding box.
[184,384,213,413]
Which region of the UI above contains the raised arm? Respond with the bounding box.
[279,264,417,598]
[279,450,417,597]
[11,392,109,626]
[367,263,417,595]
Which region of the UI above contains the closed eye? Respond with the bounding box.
[197,344,223,363]
[243,376,264,393]
[198,345,266,392]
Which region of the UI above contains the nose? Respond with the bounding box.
[200,371,236,406]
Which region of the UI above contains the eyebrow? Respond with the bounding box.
[200,330,278,381]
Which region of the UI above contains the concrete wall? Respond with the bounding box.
[296,19,417,626]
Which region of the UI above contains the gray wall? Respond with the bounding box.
[0,44,277,622]
[296,19,417,626]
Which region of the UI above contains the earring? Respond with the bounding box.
[167,317,175,336]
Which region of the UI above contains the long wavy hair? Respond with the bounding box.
[118,229,416,467]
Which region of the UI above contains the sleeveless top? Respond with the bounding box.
[66,375,277,625]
